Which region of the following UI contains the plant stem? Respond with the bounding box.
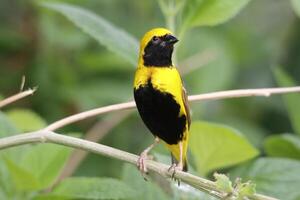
[0,88,36,108]
[44,86,300,131]
[0,131,278,200]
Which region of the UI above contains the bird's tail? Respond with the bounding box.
[171,153,188,172]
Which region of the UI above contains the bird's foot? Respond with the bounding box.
[137,152,150,180]
[168,163,183,186]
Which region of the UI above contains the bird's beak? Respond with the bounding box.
[166,34,179,44]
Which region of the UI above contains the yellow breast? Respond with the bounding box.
[134,65,186,116]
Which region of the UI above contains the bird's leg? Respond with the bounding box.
[137,137,160,176]
[177,141,184,170]
[168,141,184,180]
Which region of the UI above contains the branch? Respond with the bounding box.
[0,88,36,108]
[0,131,278,200]
[188,86,300,101]
[44,86,300,131]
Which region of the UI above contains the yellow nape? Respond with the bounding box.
[139,28,173,56]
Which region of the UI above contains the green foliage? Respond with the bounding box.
[6,109,46,132]
[182,0,251,28]
[180,30,236,93]
[190,121,259,175]
[231,158,300,200]
[5,144,71,191]
[0,111,19,137]
[236,181,256,200]
[4,157,41,191]
[264,134,300,159]
[213,173,256,199]
[0,110,147,199]
[43,177,137,199]
[214,173,233,193]
[274,68,300,135]
[20,144,71,189]
[121,164,170,200]
[0,0,299,199]
[291,0,300,18]
[42,2,139,65]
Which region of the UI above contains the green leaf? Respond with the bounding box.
[0,190,6,200]
[72,79,131,110]
[216,117,267,148]
[77,52,128,72]
[47,177,137,199]
[4,158,41,190]
[39,13,90,50]
[0,159,15,199]
[121,164,170,200]
[0,111,19,137]
[264,134,300,160]
[20,144,71,189]
[230,158,300,200]
[5,144,71,191]
[6,109,46,132]
[291,0,300,18]
[273,68,300,135]
[41,2,139,65]
[190,121,259,175]
[214,173,233,193]
[182,0,251,28]
[237,181,256,199]
[181,30,236,93]
[0,111,30,161]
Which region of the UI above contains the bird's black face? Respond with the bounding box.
[143,34,179,67]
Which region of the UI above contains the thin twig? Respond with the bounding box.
[0,131,278,200]
[20,75,26,92]
[0,88,37,108]
[188,87,300,101]
[44,101,135,131]
[44,86,300,131]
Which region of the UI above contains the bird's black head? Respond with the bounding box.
[143,34,179,67]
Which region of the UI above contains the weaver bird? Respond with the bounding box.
[133,28,191,175]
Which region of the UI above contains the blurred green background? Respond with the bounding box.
[0,0,300,199]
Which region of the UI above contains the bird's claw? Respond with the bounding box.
[168,163,183,186]
[137,152,150,180]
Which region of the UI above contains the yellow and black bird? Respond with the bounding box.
[133,28,191,174]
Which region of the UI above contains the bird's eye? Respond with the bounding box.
[152,36,159,42]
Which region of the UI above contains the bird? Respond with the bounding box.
[133,28,191,176]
